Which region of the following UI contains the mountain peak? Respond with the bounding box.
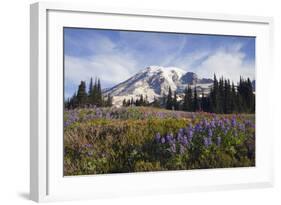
[144,66,185,74]
[104,66,213,107]
[181,72,198,84]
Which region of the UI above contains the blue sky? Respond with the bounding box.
[64,27,255,99]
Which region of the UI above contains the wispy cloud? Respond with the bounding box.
[195,49,255,83]
[172,43,255,83]
[65,53,138,89]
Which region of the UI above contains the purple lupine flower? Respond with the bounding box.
[208,129,213,137]
[223,126,229,135]
[179,145,185,154]
[231,117,237,127]
[170,143,176,153]
[64,121,71,127]
[158,112,164,119]
[203,137,209,147]
[177,131,183,141]
[188,129,193,140]
[84,143,93,148]
[207,137,212,146]
[238,123,245,131]
[217,119,223,127]
[178,128,184,134]
[214,116,219,121]
[220,122,225,129]
[195,124,202,132]
[166,134,174,143]
[182,136,189,146]
[203,119,209,128]
[210,120,216,128]
[161,137,166,144]
[244,120,251,126]
[217,137,221,146]
[224,118,230,125]
[155,132,161,142]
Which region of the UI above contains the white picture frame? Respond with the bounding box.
[30,2,274,202]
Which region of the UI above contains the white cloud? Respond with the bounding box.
[195,50,255,83]
[65,53,139,89]
[173,50,211,70]
[171,43,255,83]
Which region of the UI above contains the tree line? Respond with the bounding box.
[161,74,255,114]
[64,77,113,109]
[65,74,255,114]
[122,94,150,107]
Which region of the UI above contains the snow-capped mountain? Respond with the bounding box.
[104,66,213,106]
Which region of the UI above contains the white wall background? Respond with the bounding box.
[0,0,280,204]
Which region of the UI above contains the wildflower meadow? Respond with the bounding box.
[64,106,255,175]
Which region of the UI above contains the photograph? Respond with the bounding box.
[63,27,256,176]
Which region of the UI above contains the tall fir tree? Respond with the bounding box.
[122,98,126,107]
[223,79,231,113]
[90,78,98,105]
[210,74,219,113]
[76,81,87,106]
[182,88,189,111]
[105,94,113,107]
[88,77,93,95]
[87,77,93,104]
[230,82,237,113]
[140,94,144,106]
[201,92,210,112]
[166,86,173,110]
[193,86,199,111]
[97,78,102,106]
[183,85,193,111]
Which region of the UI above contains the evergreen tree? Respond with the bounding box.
[182,88,188,111]
[140,94,144,106]
[166,86,173,110]
[64,98,70,109]
[223,79,231,113]
[230,82,237,112]
[217,77,224,113]
[87,77,93,104]
[135,99,140,106]
[97,78,102,106]
[210,74,219,113]
[105,94,113,107]
[122,98,126,107]
[187,85,193,111]
[76,81,87,106]
[145,95,149,106]
[88,77,93,96]
[193,86,199,111]
[89,78,98,105]
[201,92,210,112]
[182,85,193,111]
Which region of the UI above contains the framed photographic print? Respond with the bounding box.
[30,2,274,202]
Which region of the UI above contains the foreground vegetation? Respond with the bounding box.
[64,107,255,175]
